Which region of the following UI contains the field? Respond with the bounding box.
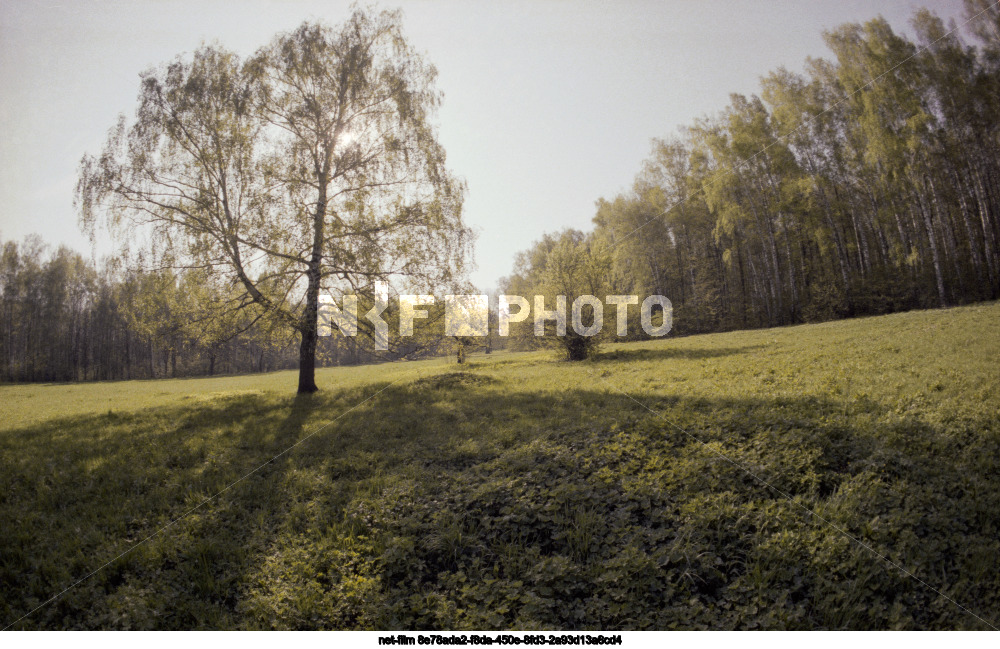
[2,302,999,630]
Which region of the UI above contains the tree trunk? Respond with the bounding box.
[124,328,130,380]
[297,246,323,392]
[298,322,319,392]
[918,186,948,308]
[817,183,852,291]
[297,150,331,393]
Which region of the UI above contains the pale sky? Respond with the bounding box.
[0,0,970,290]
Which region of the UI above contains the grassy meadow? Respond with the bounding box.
[2,302,999,629]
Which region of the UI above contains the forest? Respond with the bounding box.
[504,6,1000,338]
[2,3,1000,383]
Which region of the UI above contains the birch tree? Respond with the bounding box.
[78,7,471,393]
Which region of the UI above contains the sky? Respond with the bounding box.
[0,0,972,290]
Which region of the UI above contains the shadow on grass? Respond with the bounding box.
[0,386,360,629]
[593,344,765,363]
[1,371,998,630]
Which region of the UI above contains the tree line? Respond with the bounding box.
[1,237,280,382]
[0,236,443,383]
[505,3,1000,347]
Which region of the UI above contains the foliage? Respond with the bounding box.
[502,230,612,360]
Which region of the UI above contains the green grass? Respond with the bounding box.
[2,302,999,629]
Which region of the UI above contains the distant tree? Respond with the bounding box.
[78,7,472,393]
[504,230,610,360]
